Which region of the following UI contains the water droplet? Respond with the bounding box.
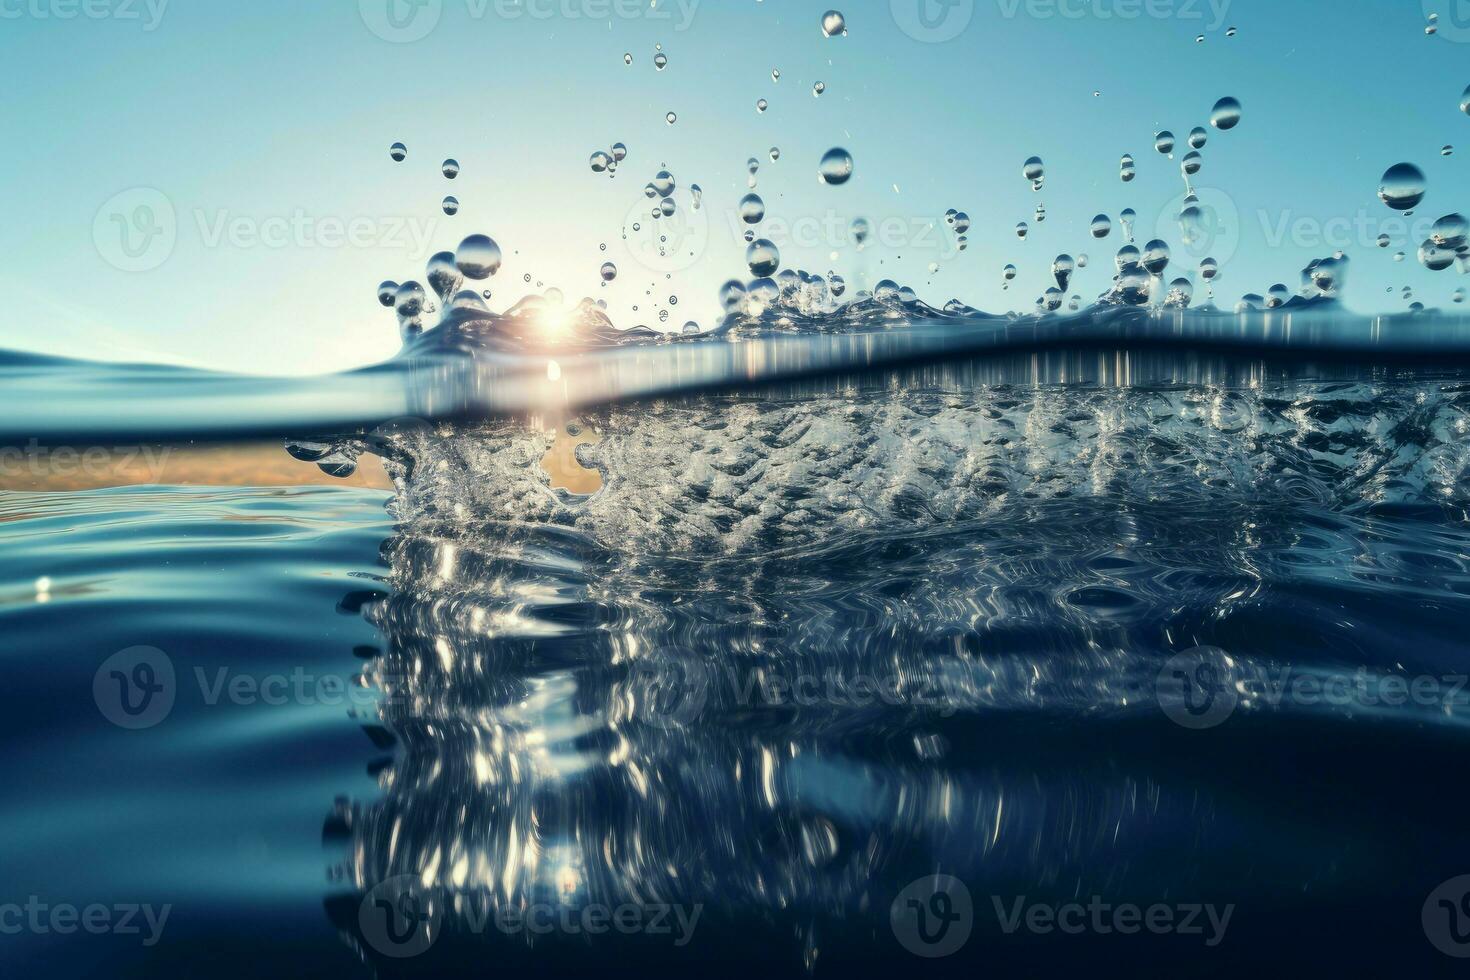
[1443,145,1454,157]
[389,142,407,162]
[442,196,459,216]
[813,81,826,97]
[682,320,700,334]
[1141,240,1171,276]
[821,10,846,37]
[1120,208,1137,242]
[653,170,676,196]
[771,68,781,82]
[455,234,503,280]
[1462,84,1470,115]
[589,150,612,173]
[1454,288,1466,304]
[1023,156,1045,184]
[1120,154,1136,182]
[655,52,668,70]
[1016,222,1028,240]
[624,52,633,65]
[1052,254,1076,292]
[1181,150,1203,176]
[952,212,971,234]
[756,99,768,113]
[1377,162,1426,211]
[425,251,463,305]
[1002,264,1017,282]
[739,193,766,224]
[1267,283,1290,308]
[611,143,627,162]
[442,159,460,179]
[665,111,677,124]
[818,147,854,185]
[1155,131,1175,155]
[770,146,781,162]
[1188,127,1208,150]
[1430,213,1468,250]
[1091,214,1112,238]
[849,217,871,246]
[1225,26,1237,37]
[1210,97,1242,130]
[746,239,781,277]
[1199,257,1219,280]
[1377,234,1391,248]
[377,281,398,307]
[600,261,618,282]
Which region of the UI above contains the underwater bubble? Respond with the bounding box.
[813,81,826,96]
[1155,131,1175,155]
[850,217,871,246]
[1120,208,1137,242]
[1003,264,1017,281]
[952,212,971,235]
[1052,254,1076,291]
[1016,222,1028,239]
[455,234,502,280]
[1182,150,1203,176]
[821,10,846,37]
[1142,239,1171,275]
[589,150,612,173]
[1210,97,1242,130]
[756,99,768,113]
[600,261,617,282]
[611,142,628,162]
[819,147,854,185]
[739,193,766,224]
[655,52,668,70]
[442,196,459,215]
[1267,283,1291,307]
[442,159,460,179]
[666,111,677,124]
[1431,213,1468,250]
[389,142,407,162]
[377,281,399,307]
[1188,127,1208,150]
[1199,257,1218,280]
[1377,162,1426,211]
[1023,156,1045,183]
[1120,154,1136,182]
[746,239,781,277]
[653,170,676,196]
[770,147,781,162]
[426,251,463,304]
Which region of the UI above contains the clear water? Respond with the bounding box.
[5,310,1470,975]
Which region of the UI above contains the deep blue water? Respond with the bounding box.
[7,312,1470,976]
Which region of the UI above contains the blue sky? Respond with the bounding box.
[0,0,1466,374]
